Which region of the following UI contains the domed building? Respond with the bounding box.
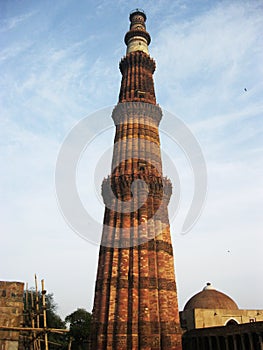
[184,282,238,312]
[180,283,263,331]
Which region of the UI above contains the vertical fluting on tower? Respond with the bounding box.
[89,9,182,350]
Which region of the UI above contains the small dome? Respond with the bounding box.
[184,283,239,310]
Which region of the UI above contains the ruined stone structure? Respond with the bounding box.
[0,281,24,350]
[89,10,182,350]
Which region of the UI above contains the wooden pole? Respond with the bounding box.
[35,274,41,350]
[41,279,49,350]
[0,326,68,334]
[30,289,38,350]
[35,275,40,328]
[26,283,34,350]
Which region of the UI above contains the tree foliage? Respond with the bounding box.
[65,308,92,350]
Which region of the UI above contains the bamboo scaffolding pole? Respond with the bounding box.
[0,326,69,334]
[34,274,41,350]
[34,275,40,328]
[30,289,38,350]
[41,279,49,350]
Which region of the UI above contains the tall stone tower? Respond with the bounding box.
[90,9,182,350]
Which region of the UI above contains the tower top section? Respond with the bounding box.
[124,9,151,55]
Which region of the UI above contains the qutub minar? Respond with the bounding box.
[89,9,182,349]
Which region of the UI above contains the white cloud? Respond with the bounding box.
[0,41,33,61]
[152,2,263,117]
[0,11,36,32]
[191,102,263,134]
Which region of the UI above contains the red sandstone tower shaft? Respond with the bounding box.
[90,10,182,349]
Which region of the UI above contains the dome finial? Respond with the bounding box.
[203,282,214,290]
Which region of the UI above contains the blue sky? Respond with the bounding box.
[1,0,263,318]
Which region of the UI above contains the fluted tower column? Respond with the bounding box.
[90,9,182,350]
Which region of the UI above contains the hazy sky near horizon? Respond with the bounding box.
[1,0,263,319]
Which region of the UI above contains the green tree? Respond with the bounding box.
[65,308,91,350]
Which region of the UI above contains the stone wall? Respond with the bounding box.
[180,308,263,330]
[0,281,24,350]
